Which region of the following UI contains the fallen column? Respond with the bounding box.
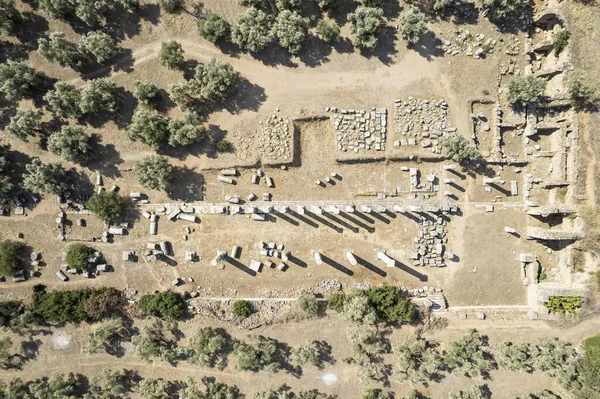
[314,252,323,265]
[210,250,227,266]
[345,250,358,266]
[375,249,396,267]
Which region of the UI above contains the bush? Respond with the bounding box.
[273,10,309,54]
[231,7,273,53]
[553,30,570,55]
[327,292,346,312]
[233,300,252,317]
[138,291,186,320]
[545,296,583,314]
[66,244,93,271]
[133,80,160,108]
[0,240,23,277]
[341,292,377,324]
[297,291,318,316]
[216,139,232,152]
[508,75,547,107]
[365,284,413,324]
[33,287,107,323]
[399,6,427,45]
[79,31,118,64]
[0,145,11,195]
[159,0,182,13]
[5,109,42,141]
[168,112,208,147]
[44,81,82,119]
[198,12,230,43]
[438,133,482,166]
[23,158,69,194]
[132,319,179,364]
[38,32,86,70]
[135,156,173,191]
[83,288,123,320]
[347,6,383,50]
[80,78,119,114]
[316,20,340,43]
[449,385,486,399]
[87,190,125,223]
[0,60,43,101]
[127,109,170,149]
[566,70,599,109]
[81,318,128,354]
[482,0,530,21]
[47,125,93,164]
[75,0,108,26]
[159,40,184,69]
[194,57,240,103]
[432,0,464,16]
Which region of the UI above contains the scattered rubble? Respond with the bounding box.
[329,107,388,152]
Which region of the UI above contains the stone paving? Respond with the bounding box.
[328,107,388,153]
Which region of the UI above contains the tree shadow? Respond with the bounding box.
[86,135,124,179]
[333,36,356,54]
[297,35,332,67]
[221,78,268,115]
[0,41,30,63]
[166,166,205,202]
[412,30,445,61]
[11,12,49,51]
[251,43,299,68]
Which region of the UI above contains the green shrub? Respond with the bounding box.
[160,0,182,13]
[138,291,186,320]
[232,300,252,317]
[508,75,547,107]
[135,156,173,191]
[366,284,413,324]
[133,80,160,108]
[0,240,23,277]
[553,30,570,55]
[198,12,230,43]
[66,244,93,271]
[33,287,107,323]
[327,292,346,312]
[87,191,125,223]
[297,291,318,316]
[159,41,184,69]
[216,139,232,152]
[545,296,583,314]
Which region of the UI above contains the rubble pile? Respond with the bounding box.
[328,107,388,152]
[441,30,520,58]
[408,216,451,267]
[393,97,453,151]
[314,280,343,295]
[257,114,291,161]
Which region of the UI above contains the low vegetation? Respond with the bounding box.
[138,291,186,320]
[87,190,126,223]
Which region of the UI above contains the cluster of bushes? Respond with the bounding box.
[32,286,112,323]
[39,0,139,26]
[0,240,24,277]
[327,284,414,324]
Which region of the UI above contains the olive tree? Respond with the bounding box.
[39,0,75,19]
[187,327,232,367]
[297,290,318,316]
[139,378,174,399]
[438,133,482,166]
[482,0,530,21]
[0,60,43,101]
[198,12,230,43]
[194,57,240,103]
[135,156,173,191]
[508,75,547,107]
[79,31,118,63]
[6,109,42,141]
[47,125,93,164]
[132,319,179,364]
[66,244,92,271]
[340,293,377,324]
[80,78,120,114]
[273,10,309,54]
[347,6,383,50]
[566,70,599,108]
[291,340,321,367]
[82,318,128,355]
[159,40,184,69]
[0,145,12,195]
[75,0,108,26]
[316,20,340,43]
[168,112,208,147]
[0,0,18,34]
[399,6,427,45]
[449,385,486,399]
[233,335,281,373]
[38,32,86,70]
[443,329,493,379]
[44,81,82,119]
[87,190,125,223]
[231,7,273,53]
[396,337,441,383]
[127,109,170,148]
[23,158,68,194]
[133,80,160,108]
[318,0,339,11]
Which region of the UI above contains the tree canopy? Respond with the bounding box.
[347,6,383,50]
[198,12,230,43]
[399,6,427,45]
[138,291,186,320]
[87,190,125,223]
[0,240,23,277]
[273,10,309,54]
[23,158,69,194]
[135,156,173,191]
[127,109,170,148]
[231,7,273,53]
[0,60,43,101]
[508,75,547,107]
[47,125,93,164]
